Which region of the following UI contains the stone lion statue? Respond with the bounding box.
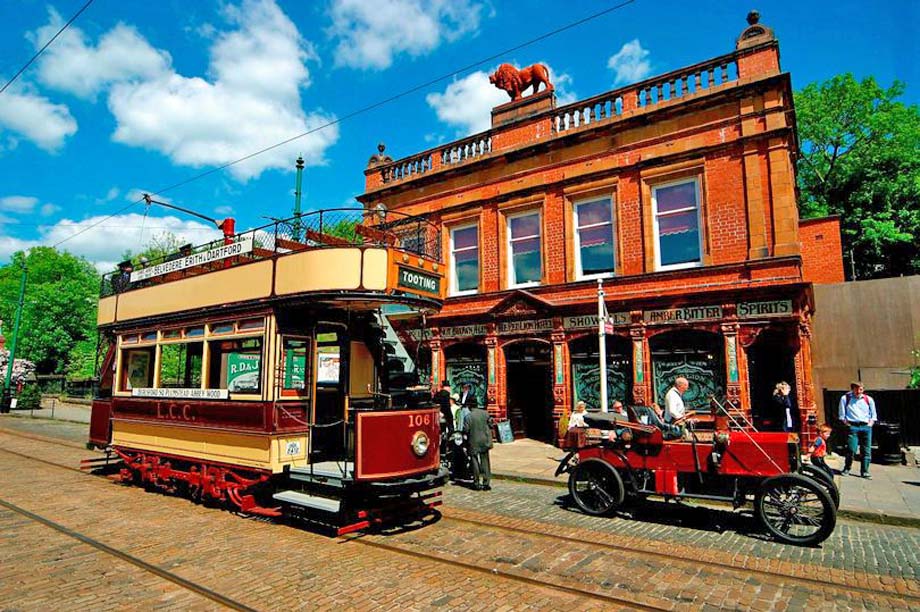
[489,63,554,101]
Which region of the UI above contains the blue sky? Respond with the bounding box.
[1,0,917,271]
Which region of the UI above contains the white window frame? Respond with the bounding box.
[573,197,616,280]
[449,223,479,296]
[506,210,542,289]
[652,178,703,271]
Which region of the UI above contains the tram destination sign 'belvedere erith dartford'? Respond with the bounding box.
[129,236,255,282]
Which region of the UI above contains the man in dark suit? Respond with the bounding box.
[463,401,493,491]
[459,383,476,409]
[432,380,453,434]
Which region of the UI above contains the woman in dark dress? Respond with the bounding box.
[772,381,795,432]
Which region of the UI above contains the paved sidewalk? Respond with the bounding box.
[490,438,920,524]
[8,397,91,423]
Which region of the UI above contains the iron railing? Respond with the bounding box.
[100,208,441,297]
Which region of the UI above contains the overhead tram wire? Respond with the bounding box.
[0,0,96,95]
[50,0,637,250]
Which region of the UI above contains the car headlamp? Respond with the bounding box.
[411,431,430,457]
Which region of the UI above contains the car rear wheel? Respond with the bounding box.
[799,465,840,509]
[755,473,836,546]
[568,459,624,516]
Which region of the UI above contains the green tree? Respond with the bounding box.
[122,231,184,266]
[0,247,100,374]
[795,74,920,280]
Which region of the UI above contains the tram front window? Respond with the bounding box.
[208,337,263,394]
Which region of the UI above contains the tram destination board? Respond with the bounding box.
[397,267,440,295]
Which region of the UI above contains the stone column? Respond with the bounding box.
[630,322,651,406]
[551,327,569,445]
[429,336,442,387]
[796,319,818,449]
[485,332,500,420]
[721,320,751,422]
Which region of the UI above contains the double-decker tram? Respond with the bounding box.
[88,208,447,534]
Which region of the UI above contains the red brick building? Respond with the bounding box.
[359,14,842,445]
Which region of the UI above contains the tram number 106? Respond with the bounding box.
[408,414,432,427]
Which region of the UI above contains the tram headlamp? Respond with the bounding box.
[411,431,430,457]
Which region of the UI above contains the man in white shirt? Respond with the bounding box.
[663,377,689,423]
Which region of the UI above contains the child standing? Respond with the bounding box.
[810,425,834,480]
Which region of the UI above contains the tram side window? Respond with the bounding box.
[208,338,263,394]
[281,338,311,396]
[159,342,203,388]
[121,347,155,391]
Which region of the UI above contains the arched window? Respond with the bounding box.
[649,329,724,411]
[568,334,632,411]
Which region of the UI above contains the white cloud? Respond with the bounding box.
[426,63,576,136]
[31,8,170,99]
[0,213,222,270]
[329,0,484,70]
[426,71,506,135]
[0,85,77,151]
[40,203,61,216]
[607,39,651,86]
[214,205,234,216]
[107,0,337,180]
[0,196,39,213]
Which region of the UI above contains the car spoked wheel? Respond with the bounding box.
[799,465,840,509]
[755,474,836,545]
[568,459,624,516]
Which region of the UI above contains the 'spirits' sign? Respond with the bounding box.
[644,306,723,323]
[737,300,793,317]
[129,236,254,282]
[397,267,440,294]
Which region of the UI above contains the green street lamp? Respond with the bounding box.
[1,259,27,413]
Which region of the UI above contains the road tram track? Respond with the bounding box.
[0,495,256,611]
[437,512,920,603]
[0,426,916,608]
[0,439,663,611]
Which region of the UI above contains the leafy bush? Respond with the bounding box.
[15,384,41,410]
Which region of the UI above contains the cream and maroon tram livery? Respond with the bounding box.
[88,209,447,534]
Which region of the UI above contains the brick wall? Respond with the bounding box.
[799,217,844,284]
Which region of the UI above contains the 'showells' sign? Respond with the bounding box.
[130,236,254,282]
[397,267,440,294]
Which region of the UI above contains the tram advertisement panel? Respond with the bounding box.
[227,353,261,393]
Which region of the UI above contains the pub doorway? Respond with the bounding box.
[503,340,554,441]
[747,328,798,431]
[444,343,487,409]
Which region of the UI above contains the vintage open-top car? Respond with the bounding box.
[557,402,839,545]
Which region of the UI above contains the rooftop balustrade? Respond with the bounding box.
[100,208,441,298]
[367,45,762,189]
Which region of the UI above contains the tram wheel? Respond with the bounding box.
[755,473,836,546]
[568,459,624,516]
[798,465,840,509]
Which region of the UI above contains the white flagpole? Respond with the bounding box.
[597,278,608,413]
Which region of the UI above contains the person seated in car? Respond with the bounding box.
[607,401,633,444]
[568,401,589,429]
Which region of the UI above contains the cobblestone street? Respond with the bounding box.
[1,417,919,610]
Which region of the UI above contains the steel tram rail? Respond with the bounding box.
[0,495,256,611]
[1,429,917,606]
[436,511,920,604]
[0,441,661,612]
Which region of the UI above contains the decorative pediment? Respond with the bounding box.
[488,290,554,318]
[736,10,775,49]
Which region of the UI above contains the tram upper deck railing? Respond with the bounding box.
[100,208,441,298]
